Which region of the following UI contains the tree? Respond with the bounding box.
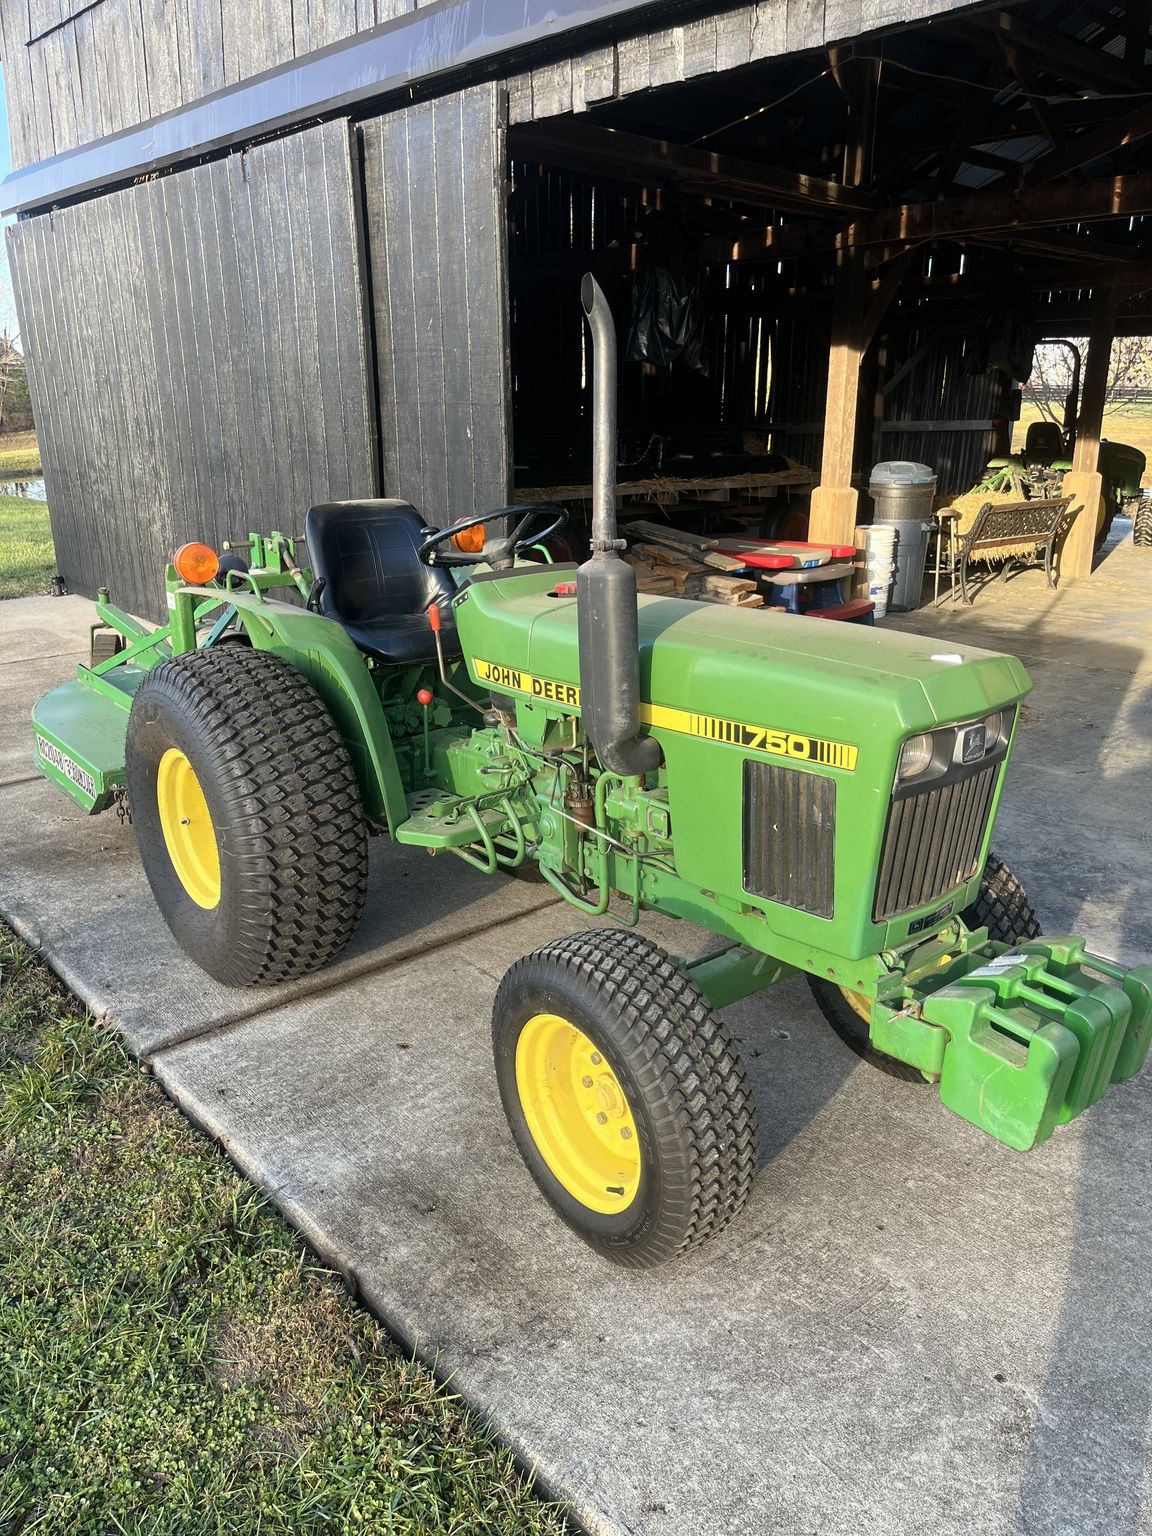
[1024,335,1152,424]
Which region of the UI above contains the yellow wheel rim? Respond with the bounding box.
[841,987,872,1024]
[514,1013,641,1215]
[156,748,221,910]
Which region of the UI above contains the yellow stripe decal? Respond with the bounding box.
[472,657,858,772]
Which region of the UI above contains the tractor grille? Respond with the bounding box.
[874,762,999,921]
[743,762,835,919]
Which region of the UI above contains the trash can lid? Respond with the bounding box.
[870,460,936,486]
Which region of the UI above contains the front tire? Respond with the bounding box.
[809,853,1040,1080]
[126,647,368,986]
[1134,498,1152,548]
[492,930,759,1267]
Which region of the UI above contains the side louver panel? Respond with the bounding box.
[743,761,835,919]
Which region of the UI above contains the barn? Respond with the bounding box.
[1,0,1149,620]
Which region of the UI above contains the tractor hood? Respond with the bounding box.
[455,569,1031,743]
[454,567,1031,960]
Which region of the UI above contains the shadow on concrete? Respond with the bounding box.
[894,545,1152,1536]
[1009,659,1152,1536]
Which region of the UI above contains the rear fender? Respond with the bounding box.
[224,593,407,830]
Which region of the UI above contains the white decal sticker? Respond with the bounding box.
[967,952,1026,978]
[36,735,96,799]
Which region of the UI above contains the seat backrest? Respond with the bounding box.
[967,496,1072,549]
[1024,420,1064,464]
[304,500,455,625]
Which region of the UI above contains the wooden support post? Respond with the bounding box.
[809,251,867,544]
[1061,281,1117,580]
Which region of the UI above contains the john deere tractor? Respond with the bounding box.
[32,278,1151,1268]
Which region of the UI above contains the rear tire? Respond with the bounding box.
[808,853,1040,1080]
[1134,498,1152,548]
[126,647,368,986]
[492,930,759,1267]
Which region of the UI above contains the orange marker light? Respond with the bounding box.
[451,523,486,555]
[173,542,220,586]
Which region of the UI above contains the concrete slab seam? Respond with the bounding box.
[0,648,88,667]
[140,890,564,1061]
[0,772,45,791]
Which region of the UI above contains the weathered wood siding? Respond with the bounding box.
[0,0,419,169]
[360,84,511,527]
[506,0,984,123]
[0,0,986,173]
[8,119,377,620]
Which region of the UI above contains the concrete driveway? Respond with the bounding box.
[2,539,1151,1536]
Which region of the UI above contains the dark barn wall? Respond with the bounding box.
[0,0,412,171]
[0,0,985,187]
[361,83,512,528]
[8,118,378,621]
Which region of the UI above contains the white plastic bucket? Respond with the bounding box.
[868,567,893,615]
[865,526,897,560]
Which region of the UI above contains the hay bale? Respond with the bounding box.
[947,490,1038,563]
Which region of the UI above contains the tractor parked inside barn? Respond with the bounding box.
[31,279,1152,1268]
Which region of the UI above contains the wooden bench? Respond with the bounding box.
[950,495,1078,605]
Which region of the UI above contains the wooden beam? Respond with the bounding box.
[969,9,1152,95]
[1001,43,1065,153]
[829,46,880,191]
[857,251,914,352]
[1061,281,1118,580]
[510,120,879,216]
[710,169,1152,261]
[1025,101,1152,185]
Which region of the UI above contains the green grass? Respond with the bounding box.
[0,432,42,478]
[0,928,567,1536]
[0,493,55,599]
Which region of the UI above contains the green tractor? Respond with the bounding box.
[978,339,1147,549]
[32,278,1152,1268]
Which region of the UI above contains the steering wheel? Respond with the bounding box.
[418,503,567,571]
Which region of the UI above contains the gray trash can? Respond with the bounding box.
[870,461,937,523]
[874,519,932,612]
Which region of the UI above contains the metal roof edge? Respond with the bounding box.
[1,0,695,216]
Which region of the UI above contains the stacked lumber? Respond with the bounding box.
[623,521,764,607]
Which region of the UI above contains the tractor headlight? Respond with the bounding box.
[897,733,935,783]
[982,709,1009,749]
[896,711,1014,792]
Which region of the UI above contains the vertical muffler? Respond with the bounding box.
[577,274,660,778]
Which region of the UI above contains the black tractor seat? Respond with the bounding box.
[304,500,461,666]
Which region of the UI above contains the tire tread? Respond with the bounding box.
[495,929,759,1267]
[128,647,368,985]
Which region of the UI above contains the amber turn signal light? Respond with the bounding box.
[451,523,486,555]
[173,542,220,586]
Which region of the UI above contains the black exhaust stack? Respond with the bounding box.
[577,274,660,778]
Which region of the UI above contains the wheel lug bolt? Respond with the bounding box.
[620,1127,632,1140]
[581,1075,593,1088]
[590,1053,602,1065]
[596,1112,608,1125]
